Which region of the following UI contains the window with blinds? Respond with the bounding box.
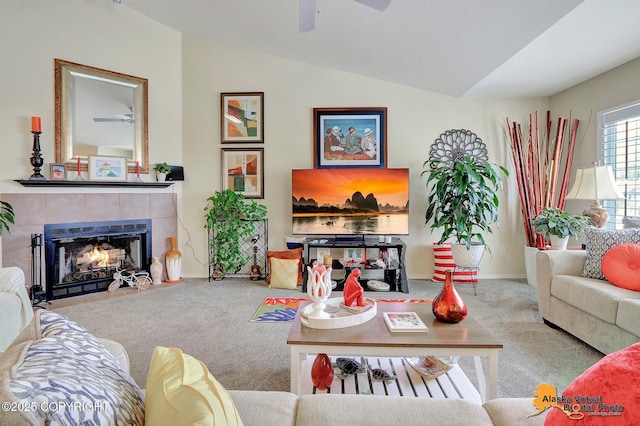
[598,101,640,229]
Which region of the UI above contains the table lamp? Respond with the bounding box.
[565,164,624,228]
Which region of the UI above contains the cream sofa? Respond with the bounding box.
[536,250,640,355]
[0,310,547,426]
[0,267,33,353]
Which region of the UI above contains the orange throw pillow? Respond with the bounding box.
[267,248,303,285]
[601,244,640,291]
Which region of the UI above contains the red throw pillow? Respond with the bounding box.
[601,244,640,291]
[267,248,303,285]
[544,342,640,425]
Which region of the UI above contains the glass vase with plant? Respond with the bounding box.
[204,190,267,278]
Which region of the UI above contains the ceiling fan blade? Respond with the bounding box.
[354,0,391,11]
[299,0,316,33]
[113,113,133,120]
[93,118,123,122]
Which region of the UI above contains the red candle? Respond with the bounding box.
[136,161,140,177]
[31,116,41,132]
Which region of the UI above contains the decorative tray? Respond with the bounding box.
[300,297,377,329]
[405,355,452,380]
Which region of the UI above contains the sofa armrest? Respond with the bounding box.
[0,267,34,352]
[98,338,131,374]
[536,250,587,319]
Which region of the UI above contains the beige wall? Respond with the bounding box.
[181,35,549,279]
[550,57,640,218]
[15,1,640,280]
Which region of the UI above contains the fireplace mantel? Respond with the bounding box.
[15,179,173,188]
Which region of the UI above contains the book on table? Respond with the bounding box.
[383,312,428,332]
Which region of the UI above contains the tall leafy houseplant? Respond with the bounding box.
[204,190,267,278]
[422,157,508,267]
[0,200,15,235]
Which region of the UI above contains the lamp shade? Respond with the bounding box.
[565,165,624,202]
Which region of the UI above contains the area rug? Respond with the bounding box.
[250,297,430,323]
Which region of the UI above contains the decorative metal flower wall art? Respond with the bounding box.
[428,129,488,168]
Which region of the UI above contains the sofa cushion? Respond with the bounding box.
[483,398,547,426]
[601,244,640,290]
[268,257,300,289]
[296,394,494,425]
[622,215,640,228]
[0,267,33,353]
[0,310,144,425]
[228,390,299,426]
[550,275,639,324]
[544,342,640,425]
[145,346,243,426]
[582,228,640,280]
[616,299,640,336]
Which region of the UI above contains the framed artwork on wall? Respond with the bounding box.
[221,92,264,143]
[313,107,387,169]
[87,156,127,182]
[221,148,264,198]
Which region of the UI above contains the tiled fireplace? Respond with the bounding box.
[0,192,177,298]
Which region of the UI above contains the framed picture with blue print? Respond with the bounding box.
[313,107,387,169]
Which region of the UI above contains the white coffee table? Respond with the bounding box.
[287,301,503,402]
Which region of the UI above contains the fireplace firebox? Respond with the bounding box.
[44,219,152,300]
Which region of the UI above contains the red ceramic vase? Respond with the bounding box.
[432,270,467,323]
[311,353,334,390]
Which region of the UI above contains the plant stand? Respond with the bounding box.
[453,266,479,296]
[207,219,268,280]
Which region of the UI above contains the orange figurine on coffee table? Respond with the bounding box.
[343,269,367,307]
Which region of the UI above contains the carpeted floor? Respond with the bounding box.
[52,277,604,398]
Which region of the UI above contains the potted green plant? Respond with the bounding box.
[422,156,508,267]
[154,162,171,182]
[0,200,15,235]
[532,207,593,250]
[204,190,267,279]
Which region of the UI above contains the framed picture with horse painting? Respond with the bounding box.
[313,107,387,169]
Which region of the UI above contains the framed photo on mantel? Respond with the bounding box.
[87,156,127,182]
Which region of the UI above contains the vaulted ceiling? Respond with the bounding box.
[124,0,640,98]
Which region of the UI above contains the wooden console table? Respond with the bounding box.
[303,237,409,293]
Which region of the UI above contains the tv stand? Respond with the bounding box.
[333,234,365,243]
[302,237,408,293]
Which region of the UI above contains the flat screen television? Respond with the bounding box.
[292,168,409,236]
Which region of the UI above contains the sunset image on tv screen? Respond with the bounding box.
[291,168,409,235]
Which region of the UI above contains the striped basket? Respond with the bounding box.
[432,242,478,283]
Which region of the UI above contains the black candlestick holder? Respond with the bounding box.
[29,131,46,180]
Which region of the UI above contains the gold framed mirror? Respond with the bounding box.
[54,59,148,173]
